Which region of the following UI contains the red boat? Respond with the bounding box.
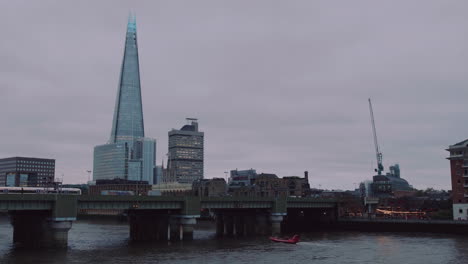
[269,234,300,244]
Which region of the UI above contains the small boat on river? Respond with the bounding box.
[269,234,300,244]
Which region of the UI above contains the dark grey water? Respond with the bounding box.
[1,216,467,264]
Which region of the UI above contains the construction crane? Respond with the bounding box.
[368,98,384,175]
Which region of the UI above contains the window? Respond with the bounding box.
[460,209,463,214]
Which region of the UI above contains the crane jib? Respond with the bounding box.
[368,98,384,175]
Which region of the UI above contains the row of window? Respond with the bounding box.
[18,165,53,169]
[37,173,53,176]
[18,160,54,165]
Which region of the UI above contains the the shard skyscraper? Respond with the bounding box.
[93,15,156,184]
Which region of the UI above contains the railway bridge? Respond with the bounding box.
[0,194,338,247]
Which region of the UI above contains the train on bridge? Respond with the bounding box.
[0,187,82,195]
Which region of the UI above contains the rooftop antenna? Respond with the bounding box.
[186,117,198,124]
[368,98,384,175]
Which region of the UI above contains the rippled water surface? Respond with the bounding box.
[1,216,467,264]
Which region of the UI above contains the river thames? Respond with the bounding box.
[1,216,467,264]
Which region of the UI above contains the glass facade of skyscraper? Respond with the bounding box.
[93,143,127,181]
[93,16,155,184]
[110,15,144,146]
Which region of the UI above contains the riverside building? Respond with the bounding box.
[0,157,55,187]
[93,15,156,184]
[447,139,468,220]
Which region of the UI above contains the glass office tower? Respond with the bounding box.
[93,15,155,184]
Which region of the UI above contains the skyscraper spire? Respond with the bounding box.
[127,12,136,33]
[94,16,156,184]
[109,14,144,144]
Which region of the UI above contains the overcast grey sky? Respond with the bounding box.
[1,0,467,190]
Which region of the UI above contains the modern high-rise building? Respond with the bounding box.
[0,157,55,187]
[93,15,156,184]
[447,139,468,220]
[168,118,204,184]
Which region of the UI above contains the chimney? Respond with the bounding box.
[304,171,309,182]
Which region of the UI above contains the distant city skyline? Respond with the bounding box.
[1,1,468,189]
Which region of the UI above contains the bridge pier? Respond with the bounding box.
[244,215,256,236]
[216,213,258,237]
[270,214,285,235]
[128,211,169,242]
[43,220,73,248]
[180,217,196,240]
[224,215,234,237]
[10,211,73,248]
[168,216,197,241]
[169,217,180,241]
[215,213,224,237]
[255,214,269,235]
[234,215,245,236]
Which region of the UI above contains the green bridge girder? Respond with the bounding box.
[287,197,337,208]
[200,197,274,210]
[0,194,54,211]
[78,196,185,211]
[0,194,78,219]
[0,195,338,218]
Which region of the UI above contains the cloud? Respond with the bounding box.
[1,0,467,190]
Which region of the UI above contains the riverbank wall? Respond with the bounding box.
[329,218,468,235]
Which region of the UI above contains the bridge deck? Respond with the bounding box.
[0,194,57,210]
[0,195,338,212]
[78,196,186,210]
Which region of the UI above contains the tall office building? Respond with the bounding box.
[0,157,55,187]
[93,15,156,184]
[168,118,204,184]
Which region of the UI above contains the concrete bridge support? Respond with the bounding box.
[169,216,197,241]
[216,213,260,237]
[244,215,256,236]
[234,215,245,236]
[270,214,284,235]
[255,214,269,235]
[10,211,73,248]
[169,217,180,241]
[224,215,234,237]
[215,213,224,237]
[214,212,285,236]
[180,217,196,240]
[128,211,169,242]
